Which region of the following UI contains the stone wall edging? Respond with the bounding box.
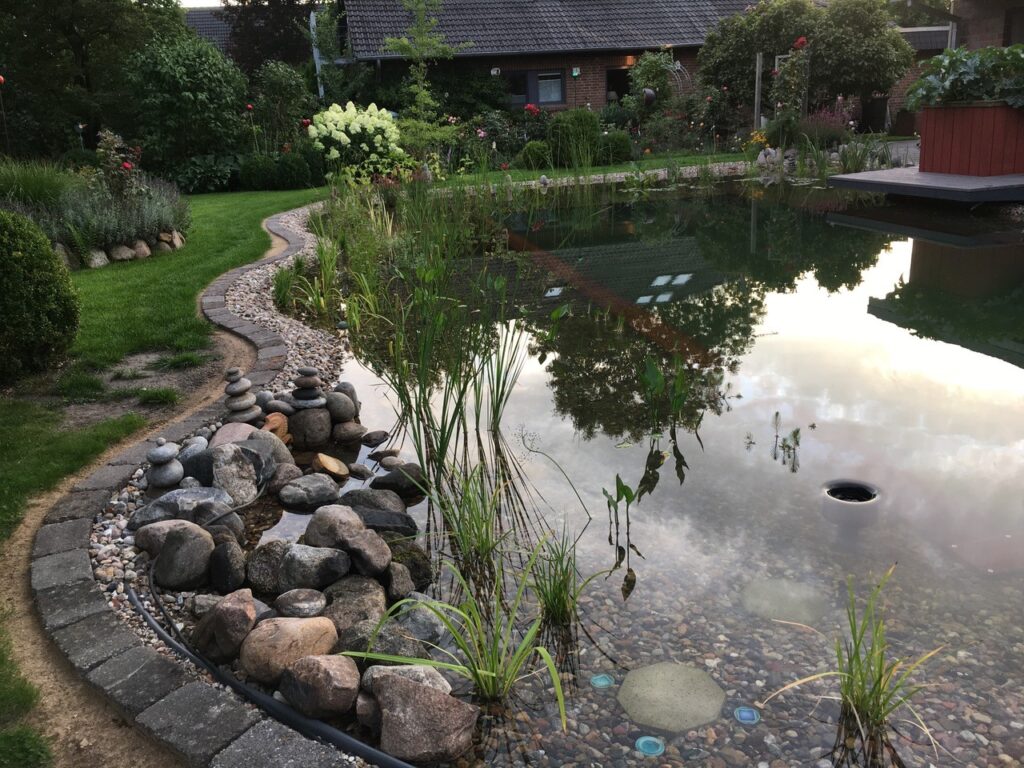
[30,205,349,768]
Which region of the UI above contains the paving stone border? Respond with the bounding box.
[29,206,357,767]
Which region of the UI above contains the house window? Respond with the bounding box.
[537,72,564,104]
[507,71,528,106]
[1008,10,1024,45]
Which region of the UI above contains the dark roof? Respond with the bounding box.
[343,0,751,60]
[185,8,232,53]
[900,26,951,51]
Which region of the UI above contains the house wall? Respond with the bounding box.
[953,0,1024,48]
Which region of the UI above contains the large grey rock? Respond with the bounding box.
[280,655,360,718]
[616,662,726,733]
[135,519,196,556]
[192,503,244,542]
[279,474,339,513]
[336,619,427,669]
[325,392,357,423]
[209,422,256,448]
[239,617,337,685]
[209,540,246,594]
[246,539,290,595]
[153,522,214,590]
[278,544,350,592]
[274,588,327,618]
[394,592,446,645]
[191,588,256,663]
[333,382,360,415]
[331,421,366,445]
[322,575,386,634]
[179,448,216,487]
[362,664,452,695]
[267,463,303,496]
[346,529,392,577]
[384,561,415,603]
[211,443,259,506]
[375,675,478,762]
[369,463,425,502]
[243,430,294,466]
[289,408,332,451]
[129,487,233,530]
[234,439,278,489]
[302,505,364,549]
[109,243,135,262]
[178,436,209,463]
[381,532,433,591]
[340,489,417,536]
[85,248,108,268]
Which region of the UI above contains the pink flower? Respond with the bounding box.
[500,162,510,170]
[301,118,311,127]
[524,103,541,117]
[0,75,5,86]
[122,161,133,170]
[793,36,808,49]
[706,96,713,103]
[771,68,780,77]
[246,103,254,111]
[476,128,488,139]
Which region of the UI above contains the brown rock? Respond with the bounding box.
[135,519,196,556]
[322,576,386,634]
[132,239,151,259]
[191,588,256,663]
[210,422,257,448]
[356,691,380,729]
[239,617,338,685]
[375,675,479,762]
[268,463,303,496]
[302,505,364,549]
[312,453,349,483]
[280,655,360,718]
[262,412,289,440]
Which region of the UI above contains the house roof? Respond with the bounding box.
[185,8,232,53]
[342,0,751,60]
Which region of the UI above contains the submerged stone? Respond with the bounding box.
[740,577,828,624]
[617,662,725,733]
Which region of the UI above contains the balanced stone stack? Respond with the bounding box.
[147,437,184,491]
[291,366,327,409]
[224,368,262,424]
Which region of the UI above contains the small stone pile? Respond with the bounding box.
[146,438,183,491]
[223,368,262,424]
[291,366,327,409]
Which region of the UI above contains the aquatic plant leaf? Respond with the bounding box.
[621,568,637,601]
[614,545,626,570]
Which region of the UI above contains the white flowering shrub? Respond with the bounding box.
[307,102,405,179]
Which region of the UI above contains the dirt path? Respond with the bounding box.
[0,220,288,767]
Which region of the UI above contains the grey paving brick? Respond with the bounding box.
[44,489,110,524]
[72,463,135,492]
[30,549,93,592]
[137,682,262,767]
[211,720,351,768]
[51,611,140,672]
[107,441,152,466]
[34,580,108,632]
[33,517,92,558]
[87,645,190,716]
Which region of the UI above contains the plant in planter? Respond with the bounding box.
[907,45,1024,175]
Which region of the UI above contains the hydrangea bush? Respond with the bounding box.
[308,102,405,179]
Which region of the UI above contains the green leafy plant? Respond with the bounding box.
[531,526,600,627]
[517,140,552,170]
[597,130,634,165]
[548,109,600,168]
[907,44,1024,110]
[239,155,278,191]
[344,551,567,728]
[763,565,942,767]
[251,60,316,153]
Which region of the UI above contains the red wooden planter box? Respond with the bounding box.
[918,102,1024,176]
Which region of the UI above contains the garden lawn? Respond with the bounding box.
[0,187,325,765]
[455,151,745,185]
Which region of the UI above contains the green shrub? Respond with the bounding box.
[299,145,326,186]
[60,149,101,170]
[252,60,317,153]
[547,108,601,167]
[516,140,552,170]
[171,154,240,194]
[396,118,458,161]
[0,160,81,209]
[600,101,636,129]
[239,155,278,190]
[275,153,311,189]
[0,726,50,768]
[597,130,634,165]
[0,211,80,383]
[907,44,1024,109]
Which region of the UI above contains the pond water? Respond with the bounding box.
[346,184,1024,767]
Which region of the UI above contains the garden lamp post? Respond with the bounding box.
[74,122,86,150]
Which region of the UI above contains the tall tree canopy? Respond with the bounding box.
[219,0,315,73]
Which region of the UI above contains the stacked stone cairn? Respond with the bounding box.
[223,367,263,424]
[146,438,184,491]
[124,374,473,762]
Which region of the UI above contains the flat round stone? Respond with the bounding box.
[292,387,322,401]
[225,405,263,423]
[297,366,320,377]
[274,588,327,618]
[293,376,323,390]
[148,460,184,488]
[225,392,258,411]
[147,442,180,464]
[225,367,242,381]
[265,400,296,416]
[617,662,725,733]
[291,397,327,410]
[740,578,828,624]
[224,378,252,396]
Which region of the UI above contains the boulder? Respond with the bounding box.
[333,382,360,415]
[274,588,327,618]
[211,443,259,505]
[280,655,360,718]
[179,448,215,487]
[340,489,417,537]
[278,544,350,592]
[361,430,390,448]
[189,594,223,618]
[268,463,303,496]
[322,576,386,634]
[384,561,415,603]
[279,473,339,512]
[332,421,366,445]
[356,691,380,730]
[233,439,278,488]
[209,540,247,594]
[209,422,257,448]
[246,539,290,595]
[243,430,294,466]
[135,519,195,556]
[393,592,447,645]
[53,242,73,269]
[362,664,452,696]
[109,244,135,262]
[191,503,244,541]
[370,463,425,503]
[239,617,337,685]
[375,675,478,762]
[325,392,357,423]
[347,463,374,481]
[85,249,108,268]
[302,505,364,549]
[132,239,151,259]
[128,487,232,531]
[380,456,403,471]
[381,532,433,591]
[152,523,215,590]
[153,241,172,253]
[178,435,209,463]
[191,588,256,663]
[290,408,331,451]
[265,400,295,416]
[346,529,392,577]
[171,230,185,249]
[335,620,428,670]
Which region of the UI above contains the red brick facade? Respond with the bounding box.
[953,0,1024,48]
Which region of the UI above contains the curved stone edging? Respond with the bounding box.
[30,205,350,768]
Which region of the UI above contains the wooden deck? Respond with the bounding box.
[828,166,1024,203]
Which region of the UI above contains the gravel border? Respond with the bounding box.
[31,205,362,768]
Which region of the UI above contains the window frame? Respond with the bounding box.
[502,68,567,108]
[536,70,565,105]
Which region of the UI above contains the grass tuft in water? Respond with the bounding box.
[531,526,599,628]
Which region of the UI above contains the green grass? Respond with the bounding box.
[150,351,208,370]
[0,159,80,208]
[134,387,179,406]
[55,370,107,401]
[453,151,745,185]
[71,187,327,369]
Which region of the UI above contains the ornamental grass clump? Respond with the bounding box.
[308,102,406,180]
[763,565,942,767]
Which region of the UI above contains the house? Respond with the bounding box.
[185,7,233,53]
[339,0,749,109]
[953,0,1024,48]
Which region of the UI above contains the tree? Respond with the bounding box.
[252,61,316,152]
[219,0,315,74]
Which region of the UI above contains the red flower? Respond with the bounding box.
[301,118,311,127]
[793,36,808,49]
[706,95,713,103]
[771,68,780,77]
[524,103,541,117]
[0,75,5,86]
[246,103,254,111]
[121,161,133,170]
[499,162,510,171]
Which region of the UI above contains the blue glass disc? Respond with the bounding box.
[589,673,615,689]
[734,705,761,724]
[635,736,666,756]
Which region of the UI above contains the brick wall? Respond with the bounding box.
[953,0,1024,48]
[888,52,939,115]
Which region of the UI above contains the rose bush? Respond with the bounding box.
[308,102,405,179]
